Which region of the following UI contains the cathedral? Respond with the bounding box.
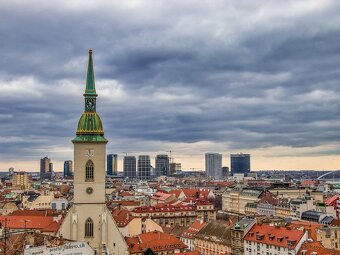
[59,49,128,255]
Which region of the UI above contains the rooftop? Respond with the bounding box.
[244,224,306,249]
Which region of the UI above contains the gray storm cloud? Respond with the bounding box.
[0,0,340,165]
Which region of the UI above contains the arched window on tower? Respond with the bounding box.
[85,217,93,237]
[85,160,94,181]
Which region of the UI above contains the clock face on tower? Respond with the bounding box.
[86,98,96,111]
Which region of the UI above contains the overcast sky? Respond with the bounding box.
[1,0,340,171]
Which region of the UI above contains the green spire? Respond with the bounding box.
[73,49,107,144]
[84,49,97,96]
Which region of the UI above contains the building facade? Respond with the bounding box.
[205,153,222,180]
[131,204,197,227]
[169,162,181,175]
[155,154,170,176]
[138,155,151,180]
[107,154,118,176]
[40,156,51,180]
[244,224,307,255]
[194,221,232,255]
[230,153,250,175]
[231,218,256,255]
[316,226,340,251]
[12,172,29,190]
[58,49,127,255]
[124,156,136,178]
[63,160,73,178]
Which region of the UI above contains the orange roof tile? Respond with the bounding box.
[112,209,134,227]
[0,215,62,233]
[298,241,340,255]
[289,221,322,241]
[325,195,339,206]
[126,231,186,254]
[168,190,183,197]
[244,224,306,249]
[181,219,206,239]
[133,204,194,213]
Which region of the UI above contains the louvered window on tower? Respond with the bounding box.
[85,218,93,237]
[85,160,94,181]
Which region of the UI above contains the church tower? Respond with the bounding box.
[59,50,128,255]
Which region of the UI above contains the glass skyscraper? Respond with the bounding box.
[155,154,170,176]
[123,156,136,179]
[107,154,118,176]
[138,155,151,180]
[230,153,250,175]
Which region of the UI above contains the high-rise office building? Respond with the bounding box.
[64,160,73,178]
[40,156,51,180]
[138,155,151,180]
[124,156,136,179]
[230,153,250,175]
[155,154,170,176]
[205,153,222,180]
[107,154,118,176]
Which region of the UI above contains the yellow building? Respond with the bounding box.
[222,189,263,214]
[194,221,231,255]
[12,172,29,190]
[316,226,340,251]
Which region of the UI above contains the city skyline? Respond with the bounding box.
[1,1,340,171]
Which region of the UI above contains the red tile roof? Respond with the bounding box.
[289,221,322,241]
[126,231,187,254]
[132,204,194,214]
[9,209,62,217]
[150,192,175,201]
[181,219,207,239]
[168,190,183,198]
[0,215,62,233]
[325,195,339,206]
[112,209,134,227]
[244,224,306,249]
[330,219,340,227]
[120,191,135,197]
[298,241,340,255]
[182,189,211,199]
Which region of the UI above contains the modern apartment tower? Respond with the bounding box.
[138,155,151,180]
[40,156,51,180]
[230,153,250,175]
[155,154,170,176]
[107,154,118,176]
[123,156,136,179]
[205,153,222,180]
[63,160,73,178]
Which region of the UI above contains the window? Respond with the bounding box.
[85,160,94,181]
[85,218,93,237]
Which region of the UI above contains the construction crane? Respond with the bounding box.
[166,150,175,163]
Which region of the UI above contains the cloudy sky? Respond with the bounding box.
[1,0,340,171]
